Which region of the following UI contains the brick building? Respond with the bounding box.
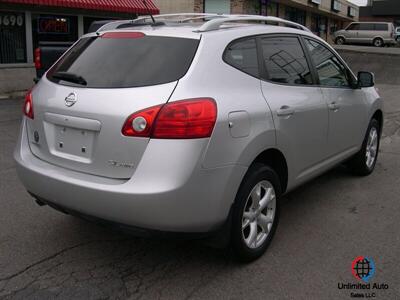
[360,0,400,27]
[157,0,359,43]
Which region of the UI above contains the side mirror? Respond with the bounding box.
[358,71,375,88]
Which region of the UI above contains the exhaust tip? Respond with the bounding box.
[28,191,46,206]
[35,199,46,206]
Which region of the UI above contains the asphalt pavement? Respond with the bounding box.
[0,78,399,299]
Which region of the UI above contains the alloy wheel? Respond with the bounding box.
[242,180,276,249]
[366,127,378,169]
[374,39,383,47]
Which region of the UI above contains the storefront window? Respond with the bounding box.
[330,19,339,34]
[31,14,78,49]
[285,7,306,26]
[83,17,115,34]
[311,14,327,39]
[267,2,278,17]
[0,11,26,64]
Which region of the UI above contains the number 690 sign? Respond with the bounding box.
[0,14,24,27]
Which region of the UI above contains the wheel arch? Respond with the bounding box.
[335,35,346,43]
[250,148,288,193]
[372,36,384,44]
[372,109,384,134]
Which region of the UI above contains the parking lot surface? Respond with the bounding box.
[1,58,400,299]
[334,44,400,55]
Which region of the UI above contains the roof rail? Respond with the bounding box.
[97,14,311,34]
[97,13,224,32]
[138,13,223,21]
[196,15,311,33]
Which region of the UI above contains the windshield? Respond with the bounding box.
[47,33,199,88]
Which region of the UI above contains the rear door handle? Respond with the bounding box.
[328,102,340,111]
[277,105,295,117]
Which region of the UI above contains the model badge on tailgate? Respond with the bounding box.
[108,160,134,168]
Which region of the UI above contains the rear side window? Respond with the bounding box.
[223,38,259,78]
[47,34,199,88]
[374,24,388,31]
[359,23,374,31]
[260,36,313,85]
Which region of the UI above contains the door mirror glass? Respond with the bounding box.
[358,71,375,88]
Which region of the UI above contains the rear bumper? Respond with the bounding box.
[384,38,397,45]
[14,119,247,233]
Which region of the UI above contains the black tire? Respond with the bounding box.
[347,119,381,176]
[373,38,384,47]
[335,37,345,45]
[231,163,281,262]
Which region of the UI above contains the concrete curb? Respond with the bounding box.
[334,45,400,56]
[0,90,27,100]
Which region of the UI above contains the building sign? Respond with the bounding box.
[348,6,356,17]
[332,0,341,12]
[38,17,69,34]
[0,13,24,27]
[310,0,322,5]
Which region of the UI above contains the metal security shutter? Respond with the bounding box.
[204,0,231,14]
[0,12,26,64]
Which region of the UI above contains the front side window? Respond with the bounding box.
[224,38,259,78]
[305,39,350,88]
[260,36,313,85]
[347,23,360,30]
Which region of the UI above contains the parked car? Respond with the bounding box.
[34,21,114,79]
[395,27,400,42]
[334,22,396,47]
[34,42,73,79]
[15,14,383,262]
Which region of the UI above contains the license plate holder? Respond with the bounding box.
[51,125,95,162]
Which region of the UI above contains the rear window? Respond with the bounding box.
[47,34,199,88]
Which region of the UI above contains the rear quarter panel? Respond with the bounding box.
[170,32,277,170]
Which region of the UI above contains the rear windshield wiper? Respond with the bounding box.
[52,71,87,86]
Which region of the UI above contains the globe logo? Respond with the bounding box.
[351,256,375,282]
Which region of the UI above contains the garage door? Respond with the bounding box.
[204,0,231,14]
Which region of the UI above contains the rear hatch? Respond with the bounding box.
[26,31,199,179]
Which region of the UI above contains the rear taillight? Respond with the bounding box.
[34,48,41,70]
[23,90,34,119]
[122,98,217,139]
[122,105,162,137]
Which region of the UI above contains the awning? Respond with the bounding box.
[0,0,159,14]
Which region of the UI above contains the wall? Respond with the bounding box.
[338,50,400,85]
[153,0,195,13]
[0,65,36,94]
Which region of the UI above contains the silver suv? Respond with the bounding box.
[334,22,396,47]
[15,14,383,261]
